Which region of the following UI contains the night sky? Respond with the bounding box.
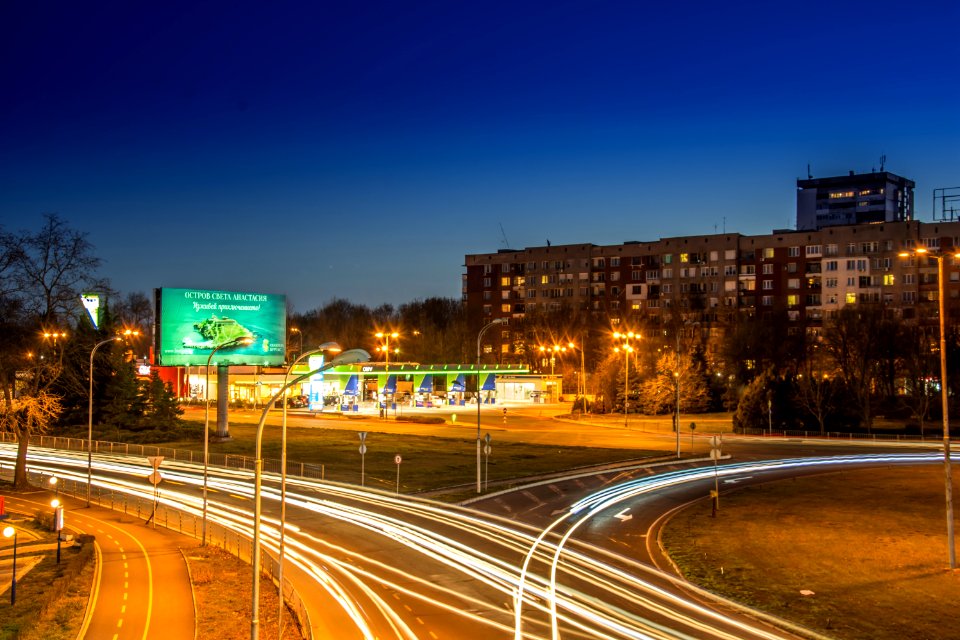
[2,1,958,311]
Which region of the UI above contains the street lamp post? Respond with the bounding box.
[900,246,960,568]
[613,332,637,429]
[3,526,16,604]
[376,331,399,368]
[88,330,139,507]
[477,319,506,494]
[203,335,254,546]
[277,341,341,638]
[249,348,369,640]
[51,498,63,564]
[289,328,303,361]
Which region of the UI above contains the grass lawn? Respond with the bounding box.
[161,421,659,495]
[662,466,960,640]
[0,517,93,640]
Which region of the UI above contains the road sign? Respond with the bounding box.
[358,431,367,443]
[147,455,164,470]
[709,449,722,460]
[483,445,491,455]
[147,470,163,486]
[710,435,720,448]
[484,433,491,445]
[394,454,402,465]
[359,444,367,455]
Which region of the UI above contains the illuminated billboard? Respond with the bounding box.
[155,287,286,366]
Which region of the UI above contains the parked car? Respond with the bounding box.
[287,394,308,408]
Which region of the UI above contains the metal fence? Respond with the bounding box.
[0,432,327,479]
[3,459,314,640]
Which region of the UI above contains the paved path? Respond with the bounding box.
[3,491,195,640]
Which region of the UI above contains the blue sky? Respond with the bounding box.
[2,0,958,311]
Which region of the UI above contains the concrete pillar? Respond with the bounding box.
[216,364,231,439]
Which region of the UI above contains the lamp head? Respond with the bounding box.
[317,341,342,353]
[51,498,60,508]
[2,526,13,539]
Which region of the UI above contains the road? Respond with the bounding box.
[2,491,195,640]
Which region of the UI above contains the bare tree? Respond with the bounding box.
[0,214,100,487]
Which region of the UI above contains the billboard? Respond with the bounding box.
[155,287,286,366]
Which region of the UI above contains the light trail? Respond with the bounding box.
[2,444,940,639]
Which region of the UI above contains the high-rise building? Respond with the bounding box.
[796,170,914,231]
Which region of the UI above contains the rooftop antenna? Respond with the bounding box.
[807,163,812,179]
[499,222,511,249]
[880,153,886,172]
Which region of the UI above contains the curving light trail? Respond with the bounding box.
[1,444,940,639]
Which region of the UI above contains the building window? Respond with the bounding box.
[788,246,800,257]
[904,273,916,285]
[710,251,719,261]
[788,278,800,289]
[902,291,917,303]
[501,290,510,299]
[630,284,642,295]
[741,265,755,275]
[826,278,838,288]
[663,284,673,294]
[483,264,493,274]
[631,270,642,280]
[611,257,620,267]
[725,249,736,260]
[483,291,492,300]
[845,292,857,304]
[501,304,511,313]
[482,304,492,316]
[501,276,511,287]
[883,274,895,286]
[527,290,537,298]
[787,295,799,306]
[762,280,773,290]
[826,261,838,272]
[611,271,620,281]
[483,277,492,287]
[724,265,737,276]
[762,263,774,275]
[825,244,838,256]
[663,254,673,264]
[787,263,797,273]
[762,295,773,306]
[663,268,673,278]
[806,245,822,256]
[763,248,775,259]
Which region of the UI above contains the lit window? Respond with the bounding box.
[680,253,689,263]
[501,277,510,287]
[787,295,799,306]
[845,292,857,304]
[883,274,895,286]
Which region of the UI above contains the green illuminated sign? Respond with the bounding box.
[155,287,286,366]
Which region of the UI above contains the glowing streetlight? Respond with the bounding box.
[3,526,17,604]
[899,245,960,568]
[613,331,638,428]
[202,335,254,545]
[277,341,341,638]
[375,331,400,369]
[88,329,139,507]
[289,327,303,360]
[249,348,369,640]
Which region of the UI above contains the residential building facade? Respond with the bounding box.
[463,220,960,358]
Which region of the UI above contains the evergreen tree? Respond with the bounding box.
[99,347,144,434]
[141,370,184,431]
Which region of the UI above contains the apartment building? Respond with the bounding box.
[796,170,914,231]
[463,220,960,356]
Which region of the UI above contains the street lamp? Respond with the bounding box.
[88,329,139,507]
[202,335,254,546]
[3,525,17,604]
[49,475,58,498]
[51,498,63,564]
[250,348,369,640]
[899,245,960,568]
[477,319,506,494]
[277,341,341,638]
[613,331,638,429]
[375,331,400,368]
[289,328,303,361]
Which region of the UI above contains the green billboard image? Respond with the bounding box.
[155,287,286,366]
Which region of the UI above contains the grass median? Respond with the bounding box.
[662,466,960,640]
[161,421,658,496]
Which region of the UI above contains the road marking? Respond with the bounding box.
[117,618,123,628]
[416,617,424,625]
[429,632,438,639]
[121,605,126,614]
[723,476,754,484]
[614,508,632,522]
[229,494,247,501]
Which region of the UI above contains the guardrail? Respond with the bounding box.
[0,454,314,639]
[0,431,326,479]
